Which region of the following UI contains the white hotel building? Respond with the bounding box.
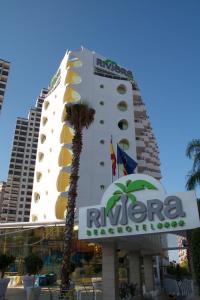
[30,48,167,299]
[30,47,161,222]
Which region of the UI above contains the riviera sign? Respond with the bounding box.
[78,174,200,239]
[94,56,133,79]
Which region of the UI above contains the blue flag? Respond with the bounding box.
[117,145,137,175]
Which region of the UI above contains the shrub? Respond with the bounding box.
[0,253,15,278]
[24,253,43,275]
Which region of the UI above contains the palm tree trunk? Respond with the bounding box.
[187,230,199,296]
[60,128,83,292]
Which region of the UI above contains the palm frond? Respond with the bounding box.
[193,152,200,171]
[186,139,200,159]
[65,102,95,130]
[186,170,200,190]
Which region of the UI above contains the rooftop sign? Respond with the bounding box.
[79,174,200,239]
[94,56,133,80]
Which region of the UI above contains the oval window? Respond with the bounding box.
[44,101,49,110]
[117,101,128,111]
[117,84,127,94]
[119,139,130,150]
[118,119,128,130]
[36,172,42,182]
[32,215,38,222]
[34,193,40,203]
[38,152,44,162]
[42,117,48,126]
[40,134,46,144]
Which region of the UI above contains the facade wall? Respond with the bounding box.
[30,48,162,223]
[0,89,47,222]
[30,48,138,222]
[0,59,10,112]
[0,181,6,215]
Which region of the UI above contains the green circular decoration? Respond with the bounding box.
[164,222,170,228]
[157,223,163,229]
[171,221,177,228]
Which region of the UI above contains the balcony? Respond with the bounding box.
[136,139,145,149]
[134,104,145,113]
[137,158,146,168]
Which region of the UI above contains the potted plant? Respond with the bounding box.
[119,282,137,300]
[23,253,43,300]
[0,253,15,299]
[24,253,43,276]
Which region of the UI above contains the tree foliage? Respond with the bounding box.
[188,201,200,293]
[0,253,15,278]
[186,139,200,190]
[24,253,43,275]
[61,102,95,292]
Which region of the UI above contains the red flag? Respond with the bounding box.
[110,138,116,176]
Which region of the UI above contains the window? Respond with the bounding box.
[38,152,44,162]
[100,84,104,88]
[34,193,40,203]
[100,185,105,190]
[100,140,105,144]
[40,134,46,144]
[117,101,128,111]
[99,101,104,105]
[44,101,49,110]
[32,215,38,222]
[36,172,42,182]
[118,119,128,130]
[100,162,105,166]
[119,139,130,150]
[117,84,127,94]
[42,117,48,126]
[100,120,104,124]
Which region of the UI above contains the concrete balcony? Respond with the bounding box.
[142,152,151,159]
[137,158,146,168]
[135,120,144,129]
[136,139,145,149]
[134,104,145,112]
[146,170,162,179]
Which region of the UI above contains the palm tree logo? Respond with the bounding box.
[106,179,157,216]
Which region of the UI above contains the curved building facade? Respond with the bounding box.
[30,47,161,222]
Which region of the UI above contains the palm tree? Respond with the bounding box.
[185,139,200,295]
[186,139,200,190]
[60,102,95,293]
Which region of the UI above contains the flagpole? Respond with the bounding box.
[117,143,120,179]
[111,135,113,183]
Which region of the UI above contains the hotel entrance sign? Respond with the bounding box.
[79,174,200,239]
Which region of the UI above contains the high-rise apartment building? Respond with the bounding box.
[30,47,161,223]
[0,59,10,112]
[0,181,6,215]
[1,89,48,222]
[178,236,187,265]
[134,93,161,179]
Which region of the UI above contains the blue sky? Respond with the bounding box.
[0,0,200,199]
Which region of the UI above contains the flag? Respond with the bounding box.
[110,138,117,176]
[117,145,137,175]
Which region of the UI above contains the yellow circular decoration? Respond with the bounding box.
[60,124,74,144]
[63,87,81,103]
[55,196,68,219]
[56,171,70,192]
[58,147,72,167]
[67,60,82,68]
[65,70,82,85]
